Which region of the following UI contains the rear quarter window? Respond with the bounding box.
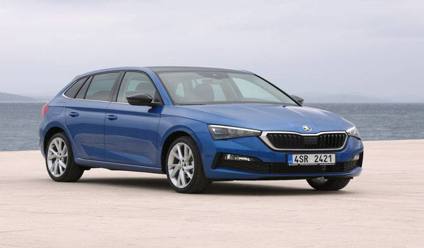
[76,77,91,99]
[64,77,87,98]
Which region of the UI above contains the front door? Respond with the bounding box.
[104,71,162,167]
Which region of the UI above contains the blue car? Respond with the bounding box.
[39,66,363,193]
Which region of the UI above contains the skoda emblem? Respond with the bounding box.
[303,125,312,132]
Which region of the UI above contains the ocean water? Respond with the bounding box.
[0,103,45,151]
[309,103,424,141]
[0,103,423,151]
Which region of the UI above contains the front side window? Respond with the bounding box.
[117,72,159,103]
[85,72,120,101]
[157,71,297,105]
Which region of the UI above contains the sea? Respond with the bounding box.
[0,102,423,151]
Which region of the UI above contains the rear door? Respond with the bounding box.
[65,72,122,161]
[104,71,162,167]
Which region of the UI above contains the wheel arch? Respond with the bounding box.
[160,129,200,173]
[42,122,73,156]
[43,127,66,153]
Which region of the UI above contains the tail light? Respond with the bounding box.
[41,104,49,118]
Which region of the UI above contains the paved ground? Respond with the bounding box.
[0,140,423,248]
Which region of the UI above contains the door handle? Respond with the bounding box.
[106,114,118,121]
[69,111,79,117]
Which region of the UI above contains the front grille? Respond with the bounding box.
[263,132,347,150]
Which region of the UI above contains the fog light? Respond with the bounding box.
[223,154,254,162]
[353,154,360,161]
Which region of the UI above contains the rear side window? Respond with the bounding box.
[64,77,87,98]
[85,73,120,101]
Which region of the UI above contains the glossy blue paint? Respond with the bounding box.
[104,102,161,166]
[39,67,363,180]
[65,99,109,161]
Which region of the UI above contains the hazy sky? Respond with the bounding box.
[0,0,423,101]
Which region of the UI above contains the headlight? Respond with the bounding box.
[346,126,361,139]
[208,125,261,140]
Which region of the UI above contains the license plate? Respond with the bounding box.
[288,153,336,166]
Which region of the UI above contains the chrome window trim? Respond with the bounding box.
[62,93,163,106]
[62,70,165,106]
[61,71,123,103]
[259,131,348,151]
[62,93,111,103]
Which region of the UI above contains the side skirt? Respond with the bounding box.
[75,158,164,174]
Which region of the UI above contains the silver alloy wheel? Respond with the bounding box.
[47,137,68,177]
[167,142,195,188]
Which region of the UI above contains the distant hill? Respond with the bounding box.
[0,92,38,102]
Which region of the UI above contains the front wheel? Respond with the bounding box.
[165,136,210,193]
[307,177,351,191]
[45,133,84,182]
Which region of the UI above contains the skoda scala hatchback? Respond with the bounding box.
[39,66,363,193]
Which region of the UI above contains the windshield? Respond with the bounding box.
[157,71,298,105]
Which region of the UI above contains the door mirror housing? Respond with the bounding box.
[291,95,304,106]
[126,93,160,106]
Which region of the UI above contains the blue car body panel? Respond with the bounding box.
[65,100,109,161]
[39,66,363,180]
[104,103,162,166]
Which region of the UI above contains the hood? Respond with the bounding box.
[172,103,353,133]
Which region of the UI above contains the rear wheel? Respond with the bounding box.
[45,133,84,182]
[165,136,210,193]
[307,177,351,191]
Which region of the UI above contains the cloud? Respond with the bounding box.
[0,0,423,101]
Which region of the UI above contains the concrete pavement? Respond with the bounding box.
[0,140,423,248]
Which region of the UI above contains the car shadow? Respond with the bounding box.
[77,177,354,196]
[79,177,170,191]
[204,181,353,196]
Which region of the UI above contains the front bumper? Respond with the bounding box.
[198,132,364,180]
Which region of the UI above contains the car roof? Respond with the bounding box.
[75,66,251,79]
[147,66,249,73]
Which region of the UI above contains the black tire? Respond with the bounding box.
[165,136,210,193]
[307,177,351,191]
[45,132,84,182]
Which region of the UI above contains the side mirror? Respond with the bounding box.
[126,93,160,106]
[291,95,304,106]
